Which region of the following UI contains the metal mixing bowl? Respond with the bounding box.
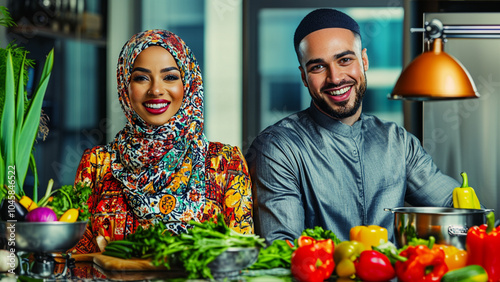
[385,207,493,250]
[208,247,260,278]
[0,221,87,253]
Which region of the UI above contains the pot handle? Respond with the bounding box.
[384,208,394,213]
[448,225,469,237]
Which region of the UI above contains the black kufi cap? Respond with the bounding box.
[294,8,361,52]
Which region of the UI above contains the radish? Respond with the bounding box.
[25,207,57,222]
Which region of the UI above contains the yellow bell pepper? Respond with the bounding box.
[19,195,38,211]
[453,172,481,209]
[333,240,366,278]
[350,225,388,250]
[432,244,468,271]
[59,208,79,223]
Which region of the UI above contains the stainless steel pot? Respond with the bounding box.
[385,207,494,250]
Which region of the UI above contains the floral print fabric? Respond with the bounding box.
[71,142,254,254]
[108,30,208,231]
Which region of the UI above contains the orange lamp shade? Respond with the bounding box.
[390,38,479,100]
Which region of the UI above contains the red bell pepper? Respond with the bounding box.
[466,211,500,282]
[298,236,316,247]
[354,250,396,282]
[395,244,448,282]
[291,236,335,282]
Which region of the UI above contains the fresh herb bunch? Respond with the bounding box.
[103,222,170,260]
[249,239,294,269]
[103,213,266,279]
[45,182,92,221]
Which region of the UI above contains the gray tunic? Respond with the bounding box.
[246,104,459,244]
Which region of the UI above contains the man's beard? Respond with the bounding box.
[312,73,367,120]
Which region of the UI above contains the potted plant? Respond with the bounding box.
[0,6,54,202]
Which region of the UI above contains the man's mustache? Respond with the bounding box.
[320,80,355,91]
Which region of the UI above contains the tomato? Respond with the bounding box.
[59,208,79,222]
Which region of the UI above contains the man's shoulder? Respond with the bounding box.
[246,109,315,159]
[361,114,420,148]
[362,114,407,134]
[259,109,313,137]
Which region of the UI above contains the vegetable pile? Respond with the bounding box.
[97,213,499,281]
[247,221,494,282]
[102,213,265,279]
[0,179,91,223]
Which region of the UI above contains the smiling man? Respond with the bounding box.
[298,27,367,126]
[246,8,460,245]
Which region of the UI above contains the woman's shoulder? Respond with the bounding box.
[206,142,246,170]
[75,145,115,187]
[79,145,112,165]
[207,142,242,158]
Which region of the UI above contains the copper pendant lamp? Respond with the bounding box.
[390,38,479,100]
[388,18,500,100]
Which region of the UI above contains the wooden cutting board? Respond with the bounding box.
[71,252,100,262]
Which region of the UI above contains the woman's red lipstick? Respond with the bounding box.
[143,99,170,114]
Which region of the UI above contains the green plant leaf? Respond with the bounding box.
[14,55,25,156]
[13,57,28,193]
[13,54,26,195]
[0,151,4,192]
[29,152,38,202]
[12,53,28,194]
[16,49,54,192]
[38,49,54,84]
[0,51,17,193]
[0,7,15,28]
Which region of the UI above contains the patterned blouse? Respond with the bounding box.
[70,142,254,254]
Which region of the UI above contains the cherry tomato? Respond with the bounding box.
[59,208,79,222]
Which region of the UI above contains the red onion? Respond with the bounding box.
[25,207,58,222]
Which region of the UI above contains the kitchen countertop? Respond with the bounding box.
[8,264,293,281]
[3,252,401,281]
[6,262,402,282]
[2,253,294,281]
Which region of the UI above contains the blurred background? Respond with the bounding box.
[0,0,405,188]
[1,0,499,215]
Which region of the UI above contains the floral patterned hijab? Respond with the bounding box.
[107,30,208,233]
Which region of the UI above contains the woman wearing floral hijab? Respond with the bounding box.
[71,30,254,254]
